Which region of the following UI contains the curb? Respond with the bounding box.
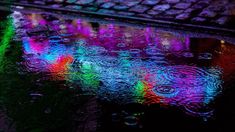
[1,1,235,37]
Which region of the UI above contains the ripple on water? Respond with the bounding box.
[181,96,215,118]
[118,51,131,59]
[129,49,142,56]
[87,46,108,56]
[156,65,221,87]
[98,82,135,104]
[74,39,87,45]
[29,92,43,102]
[21,56,49,73]
[152,85,179,98]
[198,53,213,60]
[49,35,62,43]
[182,52,194,58]
[117,43,127,48]
[145,46,164,56]
[124,116,139,127]
[112,113,121,122]
[146,57,168,66]
[96,56,120,67]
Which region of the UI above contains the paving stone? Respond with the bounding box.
[50,4,62,8]
[191,17,207,23]
[174,3,191,9]
[112,0,124,3]
[123,0,142,7]
[18,0,28,3]
[184,8,198,14]
[118,11,135,16]
[147,10,162,15]
[15,0,235,28]
[199,10,217,18]
[54,0,63,3]
[98,9,115,14]
[215,0,229,5]
[215,16,229,25]
[113,5,129,10]
[142,0,160,6]
[206,5,224,12]
[222,10,235,16]
[196,1,209,7]
[182,0,197,3]
[165,0,180,4]
[226,2,235,17]
[83,7,98,11]
[153,4,171,11]
[129,5,150,13]
[156,15,174,19]
[137,14,153,18]
[214,0,229,6]
[192,2,208,10]
[65,5,82,10]
[75,0,94,5]
[101,2,116,9]
[45,0,54,3]
[66,0,76,4]
[176,13,191,20]
[95,0,110,5]
[165,9,183,15]
[198,0,211,5]
[33,0,46,5]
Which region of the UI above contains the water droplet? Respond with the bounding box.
[145,46,163,56]
[44,108,51,114]
[198,53,212,60]
[124,116,138,127]
[182,52,194,58]
[152,85,179,98]
[117,43,126,48]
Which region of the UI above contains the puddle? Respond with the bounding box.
[1,10,235,131]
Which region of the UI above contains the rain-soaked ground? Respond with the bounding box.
[0,9,235,132]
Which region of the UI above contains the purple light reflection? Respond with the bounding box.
[13,12,222,118]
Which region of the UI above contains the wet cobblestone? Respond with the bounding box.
[174,3,192,9]
[101,2,115,9]
[176,13,191,20]
[129,5,149,13]
[10,0,235,28]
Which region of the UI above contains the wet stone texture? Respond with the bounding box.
[11,0,235,28]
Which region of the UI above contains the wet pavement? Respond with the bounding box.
[2,0,235,31]
[0,8,235,132]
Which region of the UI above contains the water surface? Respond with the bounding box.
[0,10,235,132]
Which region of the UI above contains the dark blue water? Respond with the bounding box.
[0,10,235,132]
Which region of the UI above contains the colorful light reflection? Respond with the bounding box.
[13,12,223,118]
[0,17,14,72]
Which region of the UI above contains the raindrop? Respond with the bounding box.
[145,46,164,56]
[124,116,138,127]
[152,85,179,98]
[87,46,107,56]
[198,53,212,60]
[182,52,194,58]
[97,56,119,67]
[130,49,142,57]
[44,108,51,114]
[156,65,220,87]
[75,39,86,45]
[30,93,43,97]
[183,98,215,118]
[49,35,62,43]
[117,43,127,48]
[112,113,121,122]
